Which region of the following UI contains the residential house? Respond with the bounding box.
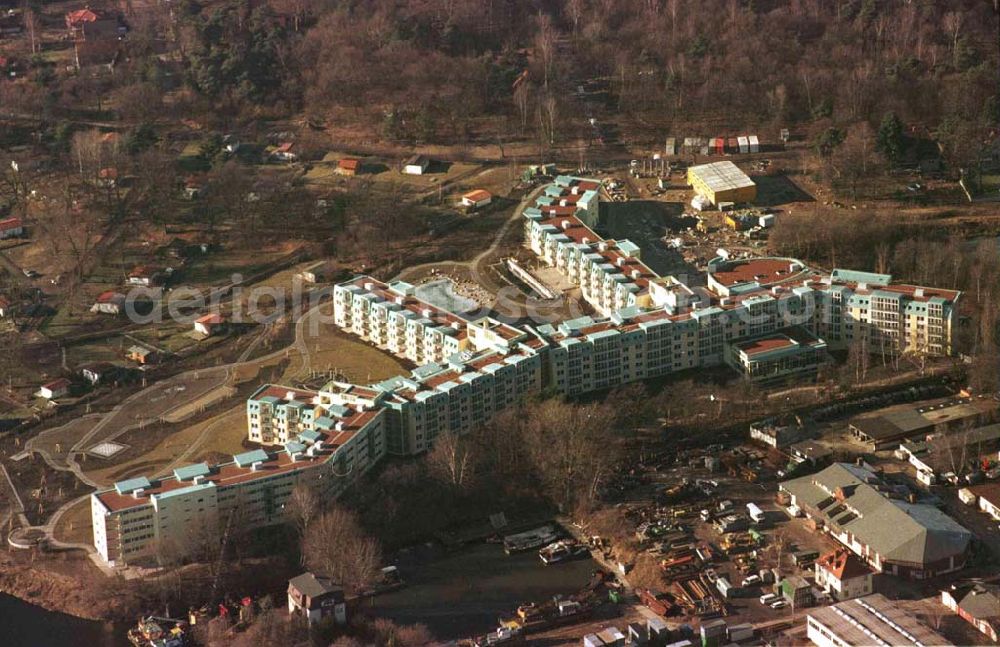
[127,265,163,287]
[814,548,874,601]
[287,573,346,626]
[942,583,1000,643]
[336,158,360,176]
[80,362,118,386]
[0,216,24,239]
[969,484,1000,521]
[184,176,204,199]
[780,463,972,579]
[98,167,118,187]
[126,345,156,365]
[39,378,71,400]
[402,154,430,175]
[91,291,126,315]
[65,9,124,40]
[271,142,296,162]
[193,313,224,337]
[461,189,492,210]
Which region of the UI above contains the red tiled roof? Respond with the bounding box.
[0,217,22,231]
[463,189,492,203]
[96,408,381,512]
[196,313,223,325]
[817,548,872,580]
[338,158,359,171]
[66,9,102,25]
[710,258,809,288]
[42,378,71,390]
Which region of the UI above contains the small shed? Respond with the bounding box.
[271,142,297,162]
[91,291,126,315]
[337,158,360,176]
[193,313,224,337]
[403,154,430,175]
[287,572,346,626]
[461,189,493,209]
[738,136,750,154]
[39,378,71,400]
[127,345,157,365]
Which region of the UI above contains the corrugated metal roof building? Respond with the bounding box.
[687,161,757,205]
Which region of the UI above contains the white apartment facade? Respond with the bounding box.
[92,405,386,566]
[333,277,469,365]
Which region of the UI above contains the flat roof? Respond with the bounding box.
[689,161,756,192]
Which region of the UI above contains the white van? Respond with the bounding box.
[759,593,778,605]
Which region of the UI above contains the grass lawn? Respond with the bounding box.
[286,324,407,384]
[53,497,92,546]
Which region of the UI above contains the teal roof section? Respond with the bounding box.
[173,463,211,481]
[155,482,215,501]
[315,416,335,430]
[831,268,891,286]
[299,429,322,443]
[285,441,307,455]
[386,280,414,296]
[233,449,270,468]
[327,404,351,418]
[115,476,151,494]
[617,240,640,256]
[587,329,620,342]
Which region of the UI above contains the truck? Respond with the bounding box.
[746,502,765,523]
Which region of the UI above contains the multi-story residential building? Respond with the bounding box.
[246,385,324,446]
[320,328,548,456]
[333,276,470,365]
[92,402,386,566]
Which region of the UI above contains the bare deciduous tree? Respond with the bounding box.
[302,504,382,594]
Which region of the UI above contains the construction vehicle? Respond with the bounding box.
[127,616,189,647]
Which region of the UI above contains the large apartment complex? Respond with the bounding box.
[94,174,963,567]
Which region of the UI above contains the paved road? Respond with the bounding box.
[18,296,333,556]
